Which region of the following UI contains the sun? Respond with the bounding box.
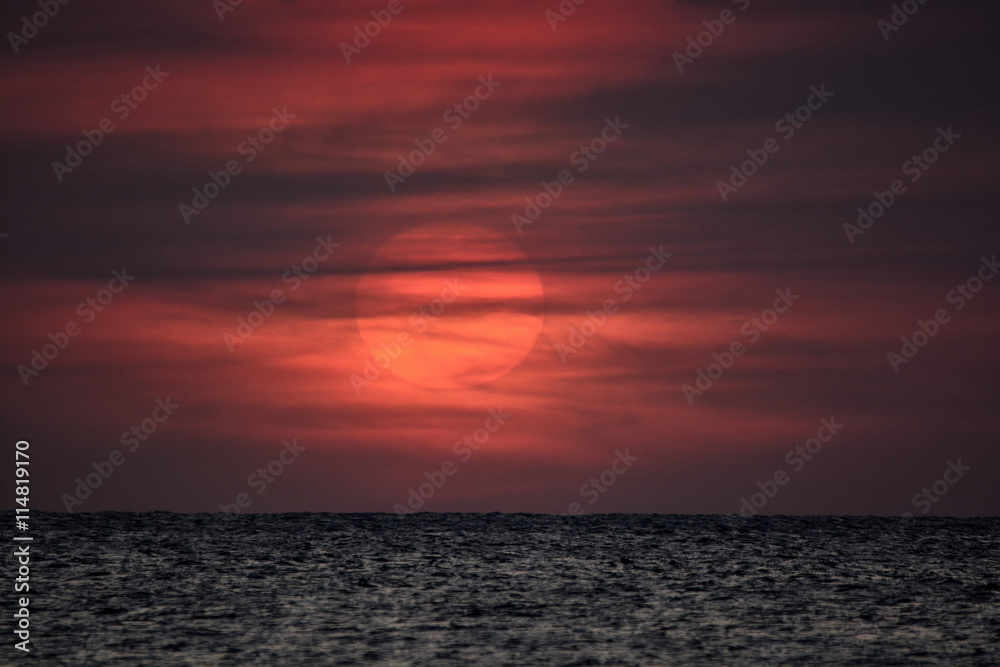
[354,222,544,390]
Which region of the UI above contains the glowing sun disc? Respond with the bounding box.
[355,223,545,389]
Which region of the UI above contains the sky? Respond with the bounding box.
[1,0,998,516]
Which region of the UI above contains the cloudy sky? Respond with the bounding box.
[2,0,997,515]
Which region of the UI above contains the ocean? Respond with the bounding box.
[10,513,1000,665]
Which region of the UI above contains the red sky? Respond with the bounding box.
[2,0,998,515]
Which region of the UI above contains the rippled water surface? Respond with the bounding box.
[12,513,1000,665]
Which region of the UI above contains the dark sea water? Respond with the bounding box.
[8,513,1000,665]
